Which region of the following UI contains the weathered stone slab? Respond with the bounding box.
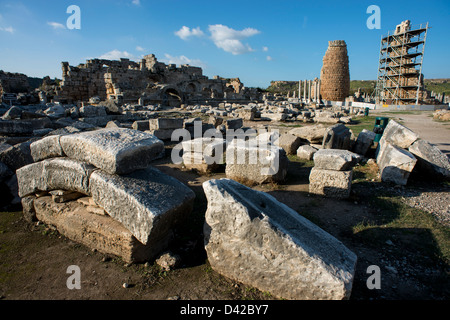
[60,128,164,175]
[408,139,450,179]
[203,178,357,300]
[21,195,37,223]
[33,196,158,263]
[0,120,34,135]
[296,145,318,161]
[289,124,327,144]
[17,158,96,197]
[225,118,243,130]
[89,166,195,246]
[132,120,150,131]
[149,118,184,130]
[353,129,376,156]
[30,135,65,162]
[322,124,351,150]
[377,142,417,185]
[181,137,227,162]
[0,139,37,171]
[225,141,288,184]
[381,119,419,149]
[309,168,353,199]
[278,133,303,155]
[313,149,360,171]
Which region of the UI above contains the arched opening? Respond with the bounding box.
[162,88,182,107]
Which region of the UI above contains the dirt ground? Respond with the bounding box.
[0,115,449,301]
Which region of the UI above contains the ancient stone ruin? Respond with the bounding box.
[320,40,350,102]
[16,128,195,263]
[54,54,260,107]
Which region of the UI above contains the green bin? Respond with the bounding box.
[373,117,389,143]
[364,107,369,116]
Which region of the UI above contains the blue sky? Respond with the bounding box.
[0,0,449,88]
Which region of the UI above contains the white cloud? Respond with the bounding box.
[99,50,136,60]
[136,46,145,52]
[263,46,269,52]
[132,0,141,6]
[208,24,260,55]
[47,21,65,30]
[161,54,206,68]
[0,26,14,33]
[174,26,204,40]
[266,56,273,61]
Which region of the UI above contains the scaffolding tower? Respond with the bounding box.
[375,21,429,105]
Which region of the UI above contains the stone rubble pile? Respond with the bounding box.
[309,149,360,199]
[376,120,450,185]
[16,128,195,263]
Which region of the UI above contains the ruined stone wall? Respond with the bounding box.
[55,54,259,105]
[0,70,31,101]
[320,40,350,102]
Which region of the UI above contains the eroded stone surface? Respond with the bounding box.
[203,178,357,300]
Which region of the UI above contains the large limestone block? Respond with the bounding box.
[203,178,357,300]
[149,118,183,130]
[289,124,327,143]
[322,123,351,150]
[225,141,288,184]
[33,196,156,263]
[408,139,450,179]
[17,158,96,197]
[181,137,227,162]
[353,129,376,156]
[30,135,65,162]
[0,139,36,171]
[377,142,417,185]
[381,120,419,149]
[89,166,195,246]
[60,128,164,175]
[296,145,318,161]
[309,168,353,199]
[313,149,360,171]
[278,133,303,155]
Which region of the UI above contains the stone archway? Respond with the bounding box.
[162,87,182,107]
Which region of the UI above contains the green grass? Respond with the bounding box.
[346,115,377,136]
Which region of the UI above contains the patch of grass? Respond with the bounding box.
[347,116,378,136]
[352,196,450,264]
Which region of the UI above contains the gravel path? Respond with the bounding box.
[400,189,450,227]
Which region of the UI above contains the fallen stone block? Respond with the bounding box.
[377,142,417,185]
[322,123,351,150]
[33,196,158,263]
[17,158,96,197]
[296,145,318,161]
[278,133,303,155]
[0,120,34,135]
[313,149,360,171]
[353,129,376,156]
[21,195,37,223]
[225,141,288,184]
[203,178,357,300]
[132,120,150,131]
[30,135,65,162]
[381,119,419,149]
[149,118,184,130]
[289,124,327,144]
[0,139,37,171]
[89,166,195,247]
[60,128,164,175]
[408,139,450,179]
[309,168,353,199]
[225,118,243,130]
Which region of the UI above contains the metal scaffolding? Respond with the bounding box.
[375,21,429,105]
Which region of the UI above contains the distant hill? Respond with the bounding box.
[265,79,450,96]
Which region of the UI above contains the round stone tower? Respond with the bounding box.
[320,40,350,102]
